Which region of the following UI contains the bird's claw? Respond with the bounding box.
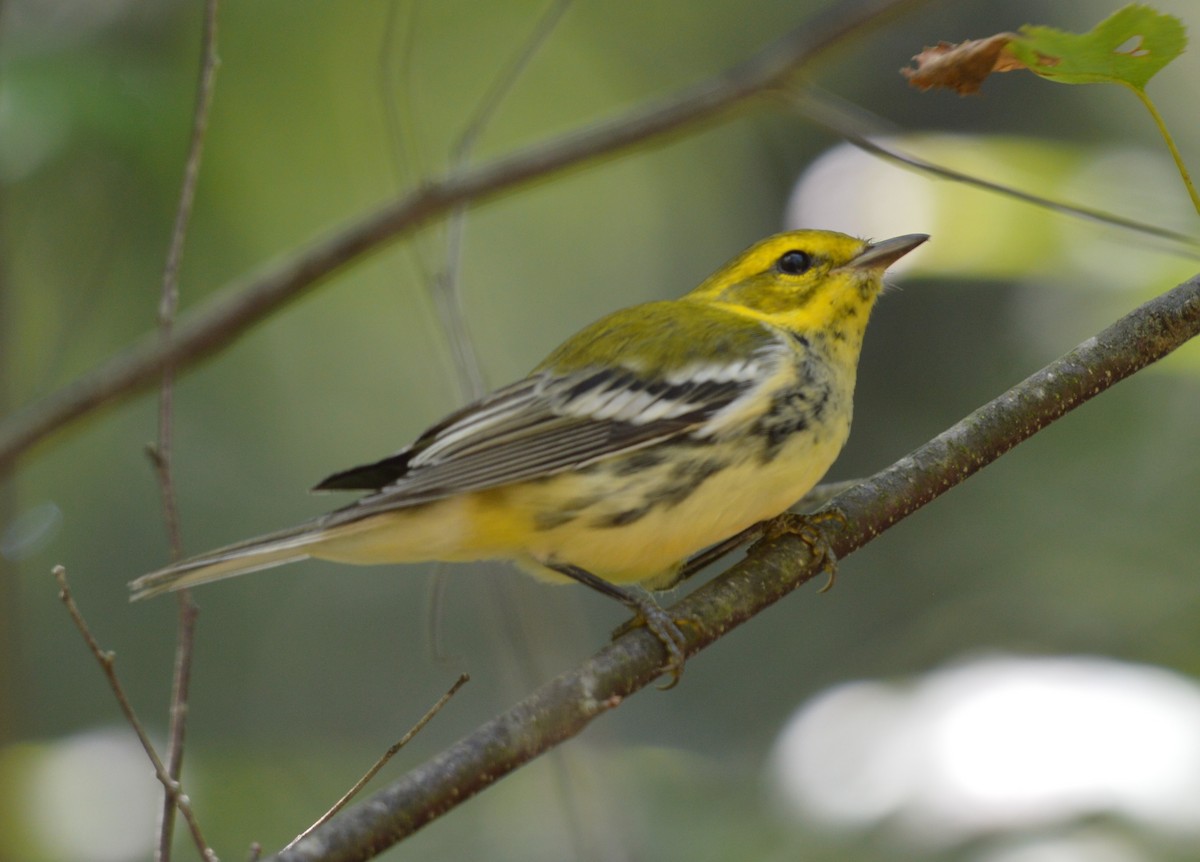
[612,599,690,690]
[753,509,845,592]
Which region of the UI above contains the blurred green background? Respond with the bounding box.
[3,1,1200,860]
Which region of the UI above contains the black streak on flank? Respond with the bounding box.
[597,504,654,528]
[534,493,603,531]
[658,458,724,508]
[611,450,667,475]
[593,456,725,529]
[534,509,578,531]
[754,382,831,462]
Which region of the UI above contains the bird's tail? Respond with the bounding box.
[129,521,328,601]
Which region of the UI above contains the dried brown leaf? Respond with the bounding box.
[902,32,1022,95]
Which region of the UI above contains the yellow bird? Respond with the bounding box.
[131,229,927,677]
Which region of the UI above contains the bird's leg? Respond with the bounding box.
[661,481,862,590]
[656,522,769,591]
[547,562,688,688]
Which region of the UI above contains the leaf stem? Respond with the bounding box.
[1128,83,1200,216]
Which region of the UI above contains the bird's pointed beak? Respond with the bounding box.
[850,234,929,270]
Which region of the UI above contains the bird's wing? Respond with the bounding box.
[316,338,788,523]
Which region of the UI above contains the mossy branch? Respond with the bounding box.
[268,272,1200,862]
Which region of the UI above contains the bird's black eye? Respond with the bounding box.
[777,250,814,275]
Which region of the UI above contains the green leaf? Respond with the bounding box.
[1007,4,1186,89]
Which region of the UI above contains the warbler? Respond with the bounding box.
[130,229,926,678]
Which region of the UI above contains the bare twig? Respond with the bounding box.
[0,0,925,473]
[52,566,217,862]
[284,673,470,852]
[376,0,425,190]
[0,198,16,743]
[791,87,1200,254]
[149,3,221,860]
[269,272,1200,862]
[157,593,201,859]
[152,0,219,553]
[434,0,574,400]
[374,0,445,307]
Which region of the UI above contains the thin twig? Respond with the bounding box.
[157,594,201,856]
[0,198,16,743]
[376,0,425,191]
[0,0,925,473]
[283,673,470,853]
[373,4,444,356]
[52,566,218,862]
[268,271,1200,862]
[153,0,220,547]
[790,87,1200,254]
[151,3,221,860]
[435,0,574,400]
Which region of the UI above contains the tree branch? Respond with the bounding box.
[0,0,923,474]
[268,271,1200,862]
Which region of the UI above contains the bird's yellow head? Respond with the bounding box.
[685,229,927,345]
